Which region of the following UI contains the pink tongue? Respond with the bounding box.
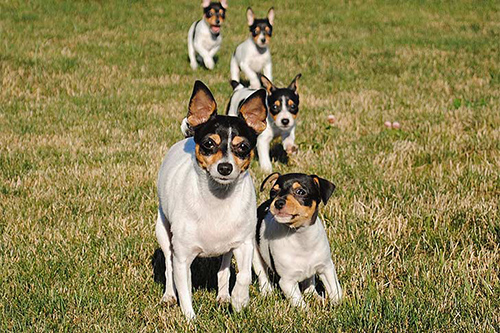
[211,26,220,34]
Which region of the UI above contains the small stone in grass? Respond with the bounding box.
[384,121,392,128]
[392,121,401,129]
[327,115,336,124]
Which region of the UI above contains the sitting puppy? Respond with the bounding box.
[188,0,227,70]
[155,81,267,320]
[230,7,274,88]
[253,172,342,308]
[227,74,302,173]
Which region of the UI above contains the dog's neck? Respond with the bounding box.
[249,38,268,54]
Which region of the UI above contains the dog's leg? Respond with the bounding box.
[279,278,306,308]
[241,63,261,89]
[263,61,273,82]
[195,43,215,70]
[155,209,177,306]
[302,276,323,301]
[230,54,240,83]
[216,251,232,304]
[252,246,273,296]
[187,23,198,70]
[282,127,298,155]
[318,261,342,304]
[231,239,253,311]
[257,127,274,173]
[173,253,197,320]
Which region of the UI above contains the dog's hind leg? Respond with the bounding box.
[252,247,273,296]
[216,251,232,304]
[155,208,177,306]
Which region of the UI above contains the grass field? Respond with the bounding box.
[1,0,499,331]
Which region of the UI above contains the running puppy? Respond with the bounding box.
[227,74,301,173]
[253,173,342,308]
[230,7,274,88]
[155,81,267,320]
[188,0,227,70]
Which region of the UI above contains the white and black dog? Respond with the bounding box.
[188,0,227,70]
[230,7,274,88]
[155,81,267,320]
[227,74,301,173]
[253,173,342,308]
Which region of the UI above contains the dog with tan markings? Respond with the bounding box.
[253,172,342,308]
[155,81,267,320]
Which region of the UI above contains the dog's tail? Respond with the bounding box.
[151,248,166,286]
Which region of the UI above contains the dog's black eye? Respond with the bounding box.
[202,138,216,150]
[295,188,306,196]
[271,104,279,112]
[270,189,278,197]
[238,142,250,152]
[207,12,213,17]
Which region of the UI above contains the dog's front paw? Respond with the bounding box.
[260,162,273,174]
[285,144,298,155]
[249,79,261,89]
[204,58,215,70]
[190,61,198,70]
[231,287,249,312]
[161,293,177,307]
[260,283,273,297]
[216,293,231,305]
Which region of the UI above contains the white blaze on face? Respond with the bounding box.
[273,96,294,130]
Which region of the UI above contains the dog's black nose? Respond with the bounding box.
[281,119,290,126]
[217,163,233,176]
[216,19,220,25]
[274,198,286,210]
[260,38,266,43]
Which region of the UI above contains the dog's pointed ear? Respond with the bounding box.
[288,73,301,94]
[187,81,217,128]
[311,175,335,204]
[202,0,211,9]
[247,7,255,26]
[259,74,276,94]
[267,7,275,26]
[220,0,228,9]
[260,172,280,192]
[239,89,267,134]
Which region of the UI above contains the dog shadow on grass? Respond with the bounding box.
[152,248,236,294]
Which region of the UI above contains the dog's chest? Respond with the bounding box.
[247,53,269,72]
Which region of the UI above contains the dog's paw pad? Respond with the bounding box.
[216,294,231,305]
[285,145,298,155]
[161,294,177,307]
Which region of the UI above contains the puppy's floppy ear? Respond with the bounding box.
[259,74,276,94]
[239,89,267,134]
[220,0,227,8]
[260,172,280,192]
[267,7,275,26]
[311,175,336,204]
[288,73,301,94]
[202,0,211,8]
[187,81,217,128]
[246,7,255,26]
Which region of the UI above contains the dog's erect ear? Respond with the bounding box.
[260,172,280,192]
[259,74,276,94]
[187,81,217,128]
[288,73,301,94]
[311,175,336,204]
[247,7,255,26]
[202,0,211,8]
[239,89,267,134]
[220,0,227,8]
[267,7,275,26]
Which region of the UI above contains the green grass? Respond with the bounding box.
[1,0,499,331]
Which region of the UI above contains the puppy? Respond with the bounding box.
[155,81,267,320]
[227,74,302,173]
[253,173,342,308]
[230,7,274,88]
[188,0,227,70]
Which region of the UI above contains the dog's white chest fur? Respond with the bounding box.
[259,215,332,281]
[157,138,256,256]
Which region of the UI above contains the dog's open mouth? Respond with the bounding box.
[274,212,298,224]
[210,25,221,34]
